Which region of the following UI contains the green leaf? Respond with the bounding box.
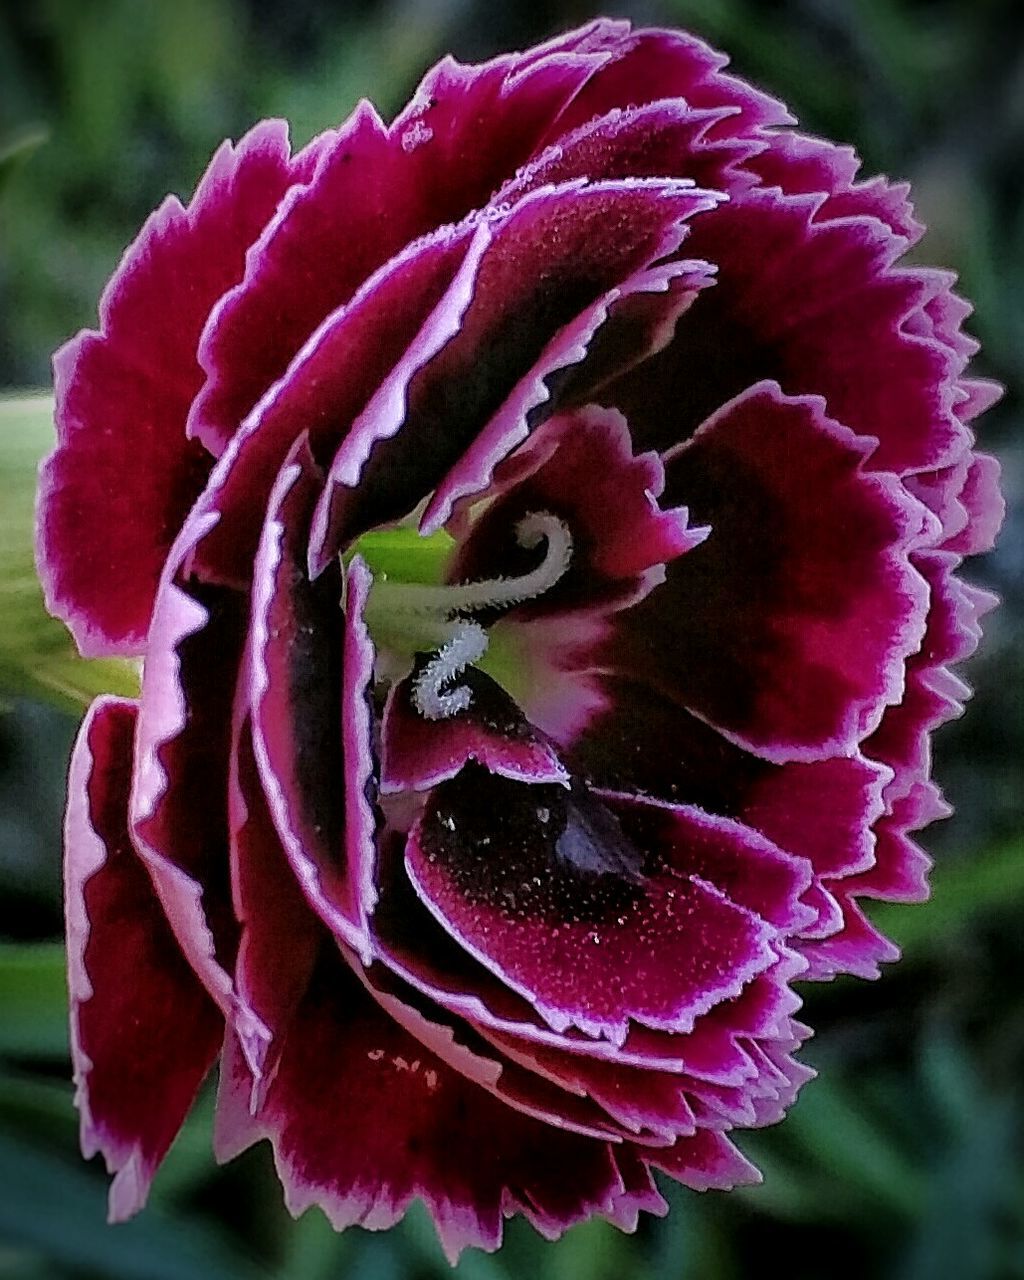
[0,1126,271,1280]
[0,394,139,712]
[0,127,48,193]
[0,942,68,1060]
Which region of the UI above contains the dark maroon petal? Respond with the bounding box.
[189,220,488,588]
[544,26,792,143]
[381,665,569,794]
[314,178,721,551]
[447,405,708,621]
[190,45,615,449]
[472,1017,809,1146]
[66,697,221,1220]
[351,958,642,1143]
[603,382,930,762]
[605,188,971,475]
[405,771,782,1043]
[214,952,656,1260]
[339,556,382,945]
[570,678,886,881]
[371,832,806,1083]
[421,256,716,538]
[646,1129,761,1192]
[605,794,815,932]
[497,99,760,205]
[38,122,306,655]
[865,551,992,804]
[228,712,319,1091]
[742,130,923,242]
[131,537,255,1036]
[480,1029,699,1140]
[249,439,374,957]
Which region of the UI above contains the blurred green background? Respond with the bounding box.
[1,0,1022,1276]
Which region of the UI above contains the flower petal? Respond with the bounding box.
[605,187,971,475]
[603,381,930,762]
[381,665,569,795]
[544,26,791,141]
[190,41,616,448]
[130,529,256,1037]
[66,697,221,1221]
[214,951,654,1261]
[447,404,708,620]
[249,440,379,958]
[315,178,722,550]
[228,712,319,1091]
[189,218,489,588]
[570,677,888,880]
[38,121,308,655]
[405,771,781,1044]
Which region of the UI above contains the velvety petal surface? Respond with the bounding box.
[190,35,619,448]
[66,697,221,1221]
[381,665,569,794]
[248,443,382,961]
[314,178,721,551]
[130,529,255,1037]
[405,769,800,1043]
[604,188,971,475]
[602,382,930,762]
[39,121,310,654]
[189,219,489,588]
[214,950,659,1261]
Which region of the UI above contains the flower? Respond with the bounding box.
[38,18,1003,1259]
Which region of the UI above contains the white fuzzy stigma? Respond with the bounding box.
[412,620,489,720]
[369,511,573,720]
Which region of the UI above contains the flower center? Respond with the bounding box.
[358,512,573,720]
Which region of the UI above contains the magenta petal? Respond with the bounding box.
[38,121,305,655]
[189,219,485,588]
[606,188,970,474]
[228,713,319,1090]
[941,453,1005,555]
[131,537,256,1037]
[405,772,780,1043]
[604,382,930,762]
[647,1129,761,1192]
[381,665,569,794]
[249,441,380,959]
[865,550,991,805]
[318,178,722,548]
[497,99,759,205]
[570,679,888,881]
[191,42,612,448]
[545,26,791,142]
[798,894,901,981]
[215,952,652,1261]
[66,697,221,1220]
[743,129,923,242]
[372,831,805,1083]
[447,404,709,620]
[351,958,638,1143]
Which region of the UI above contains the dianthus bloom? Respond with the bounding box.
[38,19,1002,1258]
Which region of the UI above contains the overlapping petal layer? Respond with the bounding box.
[44,16,1001,1259]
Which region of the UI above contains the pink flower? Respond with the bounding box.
[38,19,1003,1258]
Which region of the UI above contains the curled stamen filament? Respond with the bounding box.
[369,511,573,621]
[412,620,488,720]
[364,511,573,720]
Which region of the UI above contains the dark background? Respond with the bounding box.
[0,1,1021,1276]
